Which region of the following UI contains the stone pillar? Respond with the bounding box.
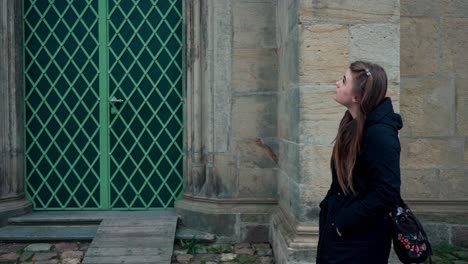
[176,0,278,243]
[272,0,400,263]
[0,0,32,226]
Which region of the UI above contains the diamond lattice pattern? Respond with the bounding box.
[24,0,101,209]
[108,0,183,209]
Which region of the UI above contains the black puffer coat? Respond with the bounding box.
[316,98,403,264]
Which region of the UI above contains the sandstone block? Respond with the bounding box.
[237,139,278,169]
[231,95,277,139]
[299,0,399,24]
[349,23,400,84]
[277,89,300,143]
[233,1,275,48]
[401,138,464,169]
[441,18,468,74]
[300,145,333,191]
[299,85,343,145]
[212,154,237,198]
[299,24,348,84]
[401,0,468,18]
[232,49,278,92]
[238,168,277,198]
[401,18,439,76]
[452,226,468,247]
[400,78,454,137]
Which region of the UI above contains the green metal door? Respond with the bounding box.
[23,0,183,210]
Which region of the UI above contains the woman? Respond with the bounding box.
[316,61,403,263]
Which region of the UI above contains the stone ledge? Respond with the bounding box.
[0,198,32,227]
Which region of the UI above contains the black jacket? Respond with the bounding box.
[316,98,403,264]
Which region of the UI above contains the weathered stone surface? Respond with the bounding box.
[234,243,256,255]
[35,260,58,264]
[299,0,399,23]
[240,214,270,224]
[401,138,464,169]
[231,95,277,139]
[175,227,216,243]
[32,252,57,261]
[401,18,439,76]
[24,243,52,252]
[278,88,300,143]
[300,145,333,194]
[237,139,278,169]
[54,243,78,252]
[465,139,468,168]
[232,49,277,92]
[279,140,300,183]
[441,18,468,74]
[242,225,269,243]
[456,78,468,136]
[233,1,276,48]
[212,154,237,198]
[61,259,80,264]
[238,168,276,198]
[401,169,439,200]
[349,23,400,84]
[424,223,450,246]
[299,24,348,84]
[259,256,274,264]
[277,170,290,213]
[299,85,342,145]
[220,253,237,261]
[61,251,83,259]
[0,252,18,261]
[176,254,193,263]
[401,0,468,18]
[452,226,468,247]
[400,78,455,137]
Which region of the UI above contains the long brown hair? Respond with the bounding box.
[332,61,388,195]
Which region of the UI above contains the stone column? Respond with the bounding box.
[0,0,32,226]
[176,0,279,243]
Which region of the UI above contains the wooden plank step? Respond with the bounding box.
[83,216,177,264]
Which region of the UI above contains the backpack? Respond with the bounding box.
[388,197,433,264]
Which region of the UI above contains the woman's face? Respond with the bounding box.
[335,69,358,108]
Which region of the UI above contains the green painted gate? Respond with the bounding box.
[23,0,184,210]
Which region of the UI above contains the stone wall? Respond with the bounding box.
[400,0,468,246]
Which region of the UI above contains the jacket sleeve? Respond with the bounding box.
[334,124,401,235]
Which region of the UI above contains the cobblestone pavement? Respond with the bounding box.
[171,242,274,264]
[0,242,89,264]
[0,241,466,263]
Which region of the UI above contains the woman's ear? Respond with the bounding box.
[352,95,359,103]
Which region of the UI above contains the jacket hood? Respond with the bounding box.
[365,97,403,130]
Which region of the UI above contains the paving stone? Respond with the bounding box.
[61,258,81,264]
[35,260,59,264]
[220,253,237,261]
[32,252,58,261]
[192,253,221,262]
[54,242,78,252]
[234,247,256,255]
[0,243,26,254]
[24,243,52,252]
[19,251,34,261]
[61,250,83,259]
[0,252,18,261]
[173,249,187,255]
[175,227,216,243]
[175,254,193,263]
